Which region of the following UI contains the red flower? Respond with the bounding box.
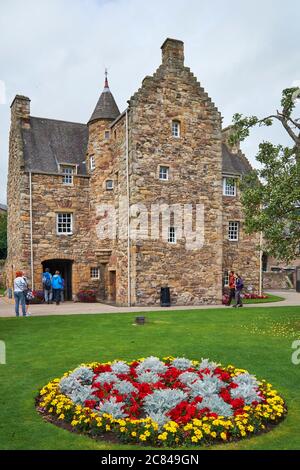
[85,399,97,409]
[230,398,245,409]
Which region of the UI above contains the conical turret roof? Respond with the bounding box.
[88,71,120,124]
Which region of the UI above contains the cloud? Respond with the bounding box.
[0,0,299,203]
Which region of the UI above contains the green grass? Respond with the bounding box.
[243,294,284,304]
[1,306,300,450]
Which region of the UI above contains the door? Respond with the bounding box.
[42,259,73,300]
[109,271,116,302]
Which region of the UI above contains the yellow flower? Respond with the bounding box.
[106,425,111,431]
[211,432,217,438]
[220,432,227,441]
[131,431,137,437]
[191,436,198,443]
[120,427,126,433]
[139,434,147,441]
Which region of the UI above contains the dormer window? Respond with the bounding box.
[172,120,180,138]
[61,165,76,185]
[223,177,237,196]
[90,156,95,171]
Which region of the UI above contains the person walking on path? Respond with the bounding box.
[13,271,27,317]
[60,277,65,303]
[22,272,33,316]
[42,268,53,304]
[233,274,244,308]
[52,271,63,305]
[227,271,236,306]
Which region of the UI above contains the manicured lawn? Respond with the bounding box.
[243,294,284,304]
[0,306,300,450]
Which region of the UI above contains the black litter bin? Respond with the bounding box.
[160,287,171,307]
[296,267,300,293]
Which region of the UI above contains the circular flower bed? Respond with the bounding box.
[37,356,286,447]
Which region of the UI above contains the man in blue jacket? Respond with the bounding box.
[52,270,63,305]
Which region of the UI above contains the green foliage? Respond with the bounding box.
[0,212,7,259]
[230,87,300,262]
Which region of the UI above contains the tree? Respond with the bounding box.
[0,212,7,259]
[229,87,300,262]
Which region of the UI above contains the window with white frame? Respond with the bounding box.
[223,177,237,196]
[90,267,100,279]
[172,120,180,138]
[168,226,176,244]
[106,179,114,190]
[61,165,75,185]
[228,221,239,241]
[223,270,229,286]
[90,156,95,171]
[57,213,73,235]
[159,165,169,180]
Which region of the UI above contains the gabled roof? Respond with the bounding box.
[222,143,252,175]
[88,77,120,124]
[22,117,88,175]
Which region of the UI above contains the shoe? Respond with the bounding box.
[237,305,243,308]
[232,305,237,308]
[27,312,31,316]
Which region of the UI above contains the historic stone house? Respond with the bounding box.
[6,39,260,306]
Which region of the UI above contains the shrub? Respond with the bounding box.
[77,290,97,302]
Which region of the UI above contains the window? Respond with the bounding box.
[228,221,239,241]
[223,177,236,196]
[159,166,169,180]
[90,267,100,279]
[106,180,114,190]
[104,131,110,139]
[57,213,73,235]
[172,120,180,138]
[223,270,229,287]
[61,165,75,185]
[90,156,95,171]
[168,226,176,244]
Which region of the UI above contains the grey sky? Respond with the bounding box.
[0,0,299,204]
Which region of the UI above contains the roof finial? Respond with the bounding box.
[104,68,109,89]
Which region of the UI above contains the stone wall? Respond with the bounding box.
[222,191,260,292]
[117,39,224,305]
[6,96,31,287]
[263,271,295,290]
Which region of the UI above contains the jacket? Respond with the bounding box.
[52,274,63,289]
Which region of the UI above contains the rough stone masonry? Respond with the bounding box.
[5,38,260,306]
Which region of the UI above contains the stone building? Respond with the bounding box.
[6,38,260,305]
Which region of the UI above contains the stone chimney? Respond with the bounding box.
[10,95,31,127]
[222,126,240,154]
[161,38,184,66]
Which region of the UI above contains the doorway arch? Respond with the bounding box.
[42,259,73,300]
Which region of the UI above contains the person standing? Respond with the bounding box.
[52,270,63,305]
[42,268,52,304]
[233,274,244,308]
[13,271,27,317]
[22,271,33,316]
[227,271,236,306]
[60,277,65,303]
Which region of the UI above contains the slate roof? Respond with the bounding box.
[22,117,88,175]
[21,117,252,177]
[222,143,252,175]
[88,86,120,124]
[0,204,7,211]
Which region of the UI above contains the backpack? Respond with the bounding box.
[43,274,52,290]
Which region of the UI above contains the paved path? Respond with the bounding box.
[0,290,299,318]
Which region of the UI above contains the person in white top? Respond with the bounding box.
[13,271,27,317]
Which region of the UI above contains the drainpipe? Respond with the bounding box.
[259,230,263,296]
[125,109,131,306]
[29,172,34,290]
